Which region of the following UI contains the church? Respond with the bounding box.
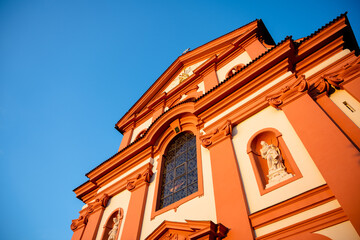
[70,13,360,240]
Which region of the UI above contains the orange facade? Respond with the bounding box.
[71,13,360,240]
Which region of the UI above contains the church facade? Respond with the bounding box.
[71,13,360,240]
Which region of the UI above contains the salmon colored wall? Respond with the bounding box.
[283,93,360,234]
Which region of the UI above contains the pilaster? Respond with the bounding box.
[311,76,360,149]
[267,83,360,234]
[71,194,110,240]
[199,120,254,239]
[121,163,153,240]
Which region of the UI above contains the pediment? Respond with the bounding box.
[116,19,275,132]
[145,220,228,240]
[163,59,208,94]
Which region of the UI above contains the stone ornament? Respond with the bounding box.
[266,75,308,109]
[108,209,122,240]
[199,120,232,148]
[260,141,293,188]
[126,168,153,191]
[70,194,109,231]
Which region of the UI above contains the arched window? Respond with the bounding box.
[158,132,198,210]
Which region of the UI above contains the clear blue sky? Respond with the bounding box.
[0,0,359,239]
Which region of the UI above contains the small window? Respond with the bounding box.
[157,132,198,210]
[226,64,245,78]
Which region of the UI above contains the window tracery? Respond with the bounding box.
[158,132,198,210]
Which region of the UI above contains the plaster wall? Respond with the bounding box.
[97,159,152,194]
[130,117,153,143]
[330,89,360,127]
[216,51,252,83]
[314,220,360,240]
[232,106,326,213]
[303,49,351,78]
[139,145,217,239]
[255,200,340,237]
[204,71,292,128]
[95,190,131,240]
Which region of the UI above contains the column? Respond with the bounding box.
[200,120,254,239]
[121,164,153,240]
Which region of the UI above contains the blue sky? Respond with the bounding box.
[0,1,359,239]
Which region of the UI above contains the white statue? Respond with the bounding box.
[260,141,292,188]
[108,210,121,240]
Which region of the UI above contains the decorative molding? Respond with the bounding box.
[266,75,309,109]
[70,194,109,231]
[247,128,302,195]
[126,168,153,192]
[70,212,88,231]
[145,220,229,240]
[199,120,232,148]
[322,57,360,84]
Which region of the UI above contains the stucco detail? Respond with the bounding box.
[95,191,131,240]
[232,106,326,213]
[216,51,252,83]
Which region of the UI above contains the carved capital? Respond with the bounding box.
[87,194,110,213]
[70,210,89,231]
[266,75,309,109]
[126,168,153,191]
[322,57,360,84]
[200,120,232,148]
[70,212,88,231]
[70,194,110,231]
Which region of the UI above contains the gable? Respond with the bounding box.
[115,19,275,134]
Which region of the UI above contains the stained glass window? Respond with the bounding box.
[158,132,198,209]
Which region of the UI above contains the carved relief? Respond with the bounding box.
[322,57,360,83]
[247,128,302,195]
[199,120,232,148]
[126,168,153,191]
[260,141,293,188]
[70,194,110,231]
[266,75,309,109]
[70,214,88,231]
[159,233,179,240]
[107,209,123,240]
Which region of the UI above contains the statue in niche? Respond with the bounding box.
[108,209,121,240]
[260,141,293,188]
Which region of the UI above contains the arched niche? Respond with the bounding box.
[100,208,124,240]
[247,128,302,195]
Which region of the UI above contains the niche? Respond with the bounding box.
[247,128,302,195]
[101,208,124,240]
